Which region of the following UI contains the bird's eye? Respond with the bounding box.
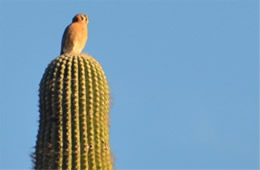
[80,15,84,21]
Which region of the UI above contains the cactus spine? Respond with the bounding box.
[34,54,112,170]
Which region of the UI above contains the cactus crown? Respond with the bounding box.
[34,54,112,170]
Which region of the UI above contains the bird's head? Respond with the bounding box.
[72,13,89,24]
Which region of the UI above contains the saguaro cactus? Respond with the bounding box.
[34,54,112,170]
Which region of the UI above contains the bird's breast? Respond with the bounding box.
[69,22,88,53]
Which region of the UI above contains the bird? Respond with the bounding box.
[60,13,89,55]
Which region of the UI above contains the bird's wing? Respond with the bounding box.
[60,25,70,55]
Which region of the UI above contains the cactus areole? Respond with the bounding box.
[34,54,112,170]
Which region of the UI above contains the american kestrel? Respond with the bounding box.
[60,13,89,55]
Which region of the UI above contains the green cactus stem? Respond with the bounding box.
[34,54,112,170]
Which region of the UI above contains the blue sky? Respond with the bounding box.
[0,0,259,169]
